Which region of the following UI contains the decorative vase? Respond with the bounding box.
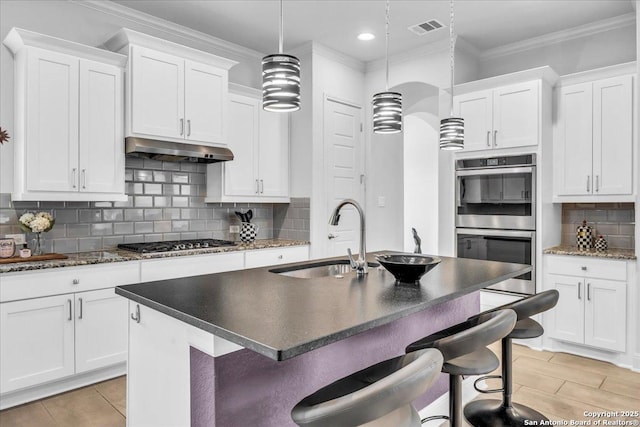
[595,235,608,252]
[32,233,43,256]
[576,220,593,251]
[240,222,259,243]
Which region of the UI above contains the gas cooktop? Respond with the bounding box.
[117,239,236,254]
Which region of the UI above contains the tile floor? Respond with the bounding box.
[1,345,639,426]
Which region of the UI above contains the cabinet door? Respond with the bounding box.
[79,60,124,194]
[131,46,184,139]
[184,60,227,145]
[555,83,593,196]
[0,295,75,393]
[258,110,289,197]
[223,93,259,196]
[584,279,626,352]
[593,75,633,195]
[547,274,584,345]
[25,48,79,192]
[492,81,539,149]
[453,90,492,152]
[75,289,128,374]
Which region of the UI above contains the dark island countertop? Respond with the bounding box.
[116,252,530,361]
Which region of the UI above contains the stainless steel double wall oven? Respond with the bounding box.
[456,154,536,295]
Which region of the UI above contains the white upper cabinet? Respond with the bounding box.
[206,86,290,203]
[105,29,236,147]
[454,80,540,152]
[554,74,634,200]
[3,28,126,201]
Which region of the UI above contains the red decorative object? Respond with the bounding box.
[0,127,9,145]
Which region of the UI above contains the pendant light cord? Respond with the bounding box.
[449,0,455,117]
[279,0,284,54]
[385,0,390,91]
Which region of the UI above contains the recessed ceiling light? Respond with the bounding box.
[357,33,375,41]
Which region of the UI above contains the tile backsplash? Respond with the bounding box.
[0,158,310,254]
[561,203,635,249]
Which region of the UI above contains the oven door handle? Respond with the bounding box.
[456,228,534,239]
[456,166,535,177]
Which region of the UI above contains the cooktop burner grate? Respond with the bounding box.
[118,239,236,253]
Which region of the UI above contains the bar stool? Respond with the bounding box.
[405,309,517,427]
[464,289,560,427]
[291,348,443,426]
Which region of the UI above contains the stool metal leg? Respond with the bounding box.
[464,338,548,427]
[450,374,463,427]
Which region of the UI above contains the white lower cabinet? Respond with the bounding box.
[244,246,309,268]
[545,256,627,352]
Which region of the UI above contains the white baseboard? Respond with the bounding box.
[0,363,126,410]
[418,374,484,423]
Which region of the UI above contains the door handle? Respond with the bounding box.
[595,175,599,193]
[493,130,498,146]
[587,283,591,301]
[81,169,86,189]
[578,282,581,300]
[486,131,491,147]
[466,240,472,250]
[187,119,191,137]
[260,179,264,194]
[72,168,77,189]
[586,175,590,192]
[78,297,83,319]
[180,118,184,136]
[131,304,141,323]
[521,190,524,199]
[255,179,259,194]
[328,233,336,239]
[67,299,73,321]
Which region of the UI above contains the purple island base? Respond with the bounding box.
[190,292,479,427]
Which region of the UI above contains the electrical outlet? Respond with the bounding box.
[229,225,240,233]
[5,234,25,245]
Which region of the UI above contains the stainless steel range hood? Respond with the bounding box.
[125,137,234,163]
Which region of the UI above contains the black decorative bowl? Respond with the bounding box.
[376,254,441,284]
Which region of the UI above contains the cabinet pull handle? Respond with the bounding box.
[521,190,524,199]
[187,119,191,137]
[493,130,498,146]
[581,266,587,271]
[131,304,141,323]
[595,175,599,192]
[78,297,83,319]
[67,299,73,321]
[578,282,581,300]
[72,279,79,285]
[72,168,77,189]
[278,254,283,259]
[82,169,86,189]
[255,179,259,194]
[586,175,590,192]
[328,233,336,239]
[260,179,264,194]
[180,118,184,136]
[486,131,491,147]
[587,283,591,301]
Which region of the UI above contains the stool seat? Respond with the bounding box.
[291,348,443,427]
[509,318,544,340]
[444,347,500,376]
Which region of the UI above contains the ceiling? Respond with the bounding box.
[113,1,636,62]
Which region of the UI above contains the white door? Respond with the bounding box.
[454,90,492,152]
[492,81,539,149]
[79,60,124,194]
[593,75,633,195]
[547,274,584,345]
[555,83,593,196]
[324,98,364,257]
[185,60,227,145]
[25,48,79,192]
[75,289,128,373]
[259,109,289,197]
[0,295,75,393]
[584,279,626,352]
[224,93,259,197]
[131,46,184,139]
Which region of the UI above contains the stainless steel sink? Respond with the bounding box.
[270,260,380,279]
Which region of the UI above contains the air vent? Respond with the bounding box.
[408,19,445,36]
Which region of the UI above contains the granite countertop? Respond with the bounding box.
[116,252,530,361]
[0,239,310,273]
[543,245,636,260]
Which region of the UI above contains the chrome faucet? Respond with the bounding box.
[328,199,368,276]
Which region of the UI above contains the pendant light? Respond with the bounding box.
[262,0,300,112]
[373,0,402,134]
[439,0,464,150]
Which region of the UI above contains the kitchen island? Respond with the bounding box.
[116,252,530,427]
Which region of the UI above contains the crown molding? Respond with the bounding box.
[70,0,264,60]
[290,41,365,73]
[555,61,637,87]
[482,12,636,61]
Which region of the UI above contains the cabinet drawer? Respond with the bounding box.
[545,255,626,281]
[244,246,309,269]
[141,252,244,282]
[0,261,140,303]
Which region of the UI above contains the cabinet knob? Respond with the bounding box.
[581,266,587,271]
[72,279,80,284]
[278,254,283,259]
